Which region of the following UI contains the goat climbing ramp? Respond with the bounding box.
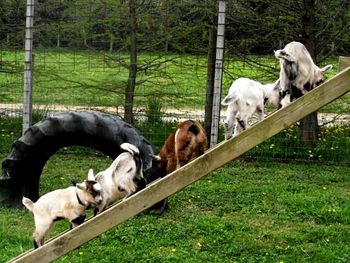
[0,111,155,206]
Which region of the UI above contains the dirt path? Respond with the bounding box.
[0,103,349,125]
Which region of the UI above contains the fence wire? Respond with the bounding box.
[0,0,349,165]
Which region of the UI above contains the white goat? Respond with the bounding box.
[22,172,102,248]
[274,41,332,107]
[221,77,281,139]
[91,142,145,215]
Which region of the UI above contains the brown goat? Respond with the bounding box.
[146,120,208,214]
[152,120,208,178]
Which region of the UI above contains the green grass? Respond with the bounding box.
[0,49,348,262]
[0,154,349,262]
[0,49,348,114]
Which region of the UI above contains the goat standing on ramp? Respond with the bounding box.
[221,77,281,139]
[22,172,102,248]
[149,120,208,213]
[91,142,146,215]
[274,41,332,107]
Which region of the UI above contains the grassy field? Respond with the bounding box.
[0,49,347,114]
[0,153,349,262]
[0,49,349,262]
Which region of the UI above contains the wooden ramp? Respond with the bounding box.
[9,67,350,263]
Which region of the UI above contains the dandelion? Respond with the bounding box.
[171,248,176,253]
[79,252,83,256]
[60,177,65,180]
[270,144,275,149]
[197,242,202,248]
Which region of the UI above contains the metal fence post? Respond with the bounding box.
[210,0,226,147]
[23,0,34,134]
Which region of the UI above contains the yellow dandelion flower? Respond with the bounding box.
[171,248,176,253]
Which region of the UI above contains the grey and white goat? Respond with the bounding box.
[221,77,281,139]
[274,41,332,107]
[91,142,146,215]
[22,172,102,248]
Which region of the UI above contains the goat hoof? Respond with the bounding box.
[147,199,169,215]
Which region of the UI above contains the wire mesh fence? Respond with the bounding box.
[0,0,349,165]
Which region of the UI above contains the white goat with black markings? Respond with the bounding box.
[274,41,332,107]
[22,172,102,248]
[91,142,146,215]
[221,77,281,139]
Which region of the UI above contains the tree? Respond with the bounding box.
[124,0,138,124]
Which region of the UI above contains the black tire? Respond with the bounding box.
[0,111,155,206]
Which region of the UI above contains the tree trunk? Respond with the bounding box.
[57,32,60,48]
[299,0,319,145]
[109,33,113,52]
[204,26,217,144]
[124,0,137,125]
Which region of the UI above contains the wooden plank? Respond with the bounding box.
[339,56,350,72]
[9,67,350,263]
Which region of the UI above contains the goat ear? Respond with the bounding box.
[93,182,102,192]
[320,65,332,73]
[88,169,95,181]
[76,182,86,191]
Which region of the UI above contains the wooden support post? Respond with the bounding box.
[8,67,350,263]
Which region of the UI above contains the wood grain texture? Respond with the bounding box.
[9,67,350,263]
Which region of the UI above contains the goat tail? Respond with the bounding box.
[22,197,34,212]
[188,122,199,136]
[121,143,144,180]
[120,143,140,156]
[273,78,280,87]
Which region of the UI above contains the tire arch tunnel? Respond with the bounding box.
[0,111,156,206]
